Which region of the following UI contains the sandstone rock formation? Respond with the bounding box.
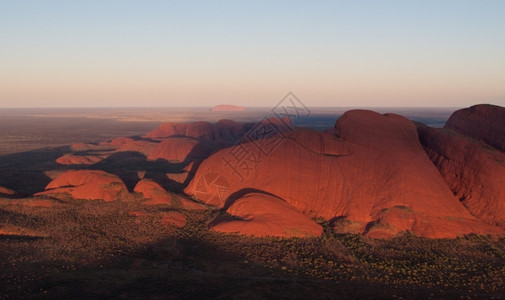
[134,179,172,205]
[418,123,505,229]
[147,137,211,163]
[36,170,129,201]
[143,122,189,139]
[56,154,105,165]
[143,119,249,148]
[0,186,16,196]
[445,104,505,152]
[186,110,503,238]
[210,193,323,237]
[109,137,158,156]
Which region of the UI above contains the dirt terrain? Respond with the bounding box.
[1,107,504,299]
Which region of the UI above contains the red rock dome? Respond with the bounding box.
[133,179,172,205]
[418,124,505,229]
[445,104,505,152]
[36,170,129,202]
[210,193,323,238]
[186,110,503,238]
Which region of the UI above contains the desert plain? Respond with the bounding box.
[0,105,504,299]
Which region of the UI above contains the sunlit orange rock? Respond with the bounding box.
[186,110,503,238]
[0,186,15,196]
[143,123,188,139]
[418,124,505,229]
[364,206,500,239]
[56,154,104,165]
[148,137,211,163]
[36,170,129,201]
[109,137,158,156]
[184,121,215,143]
[445,104,505,152]
[160,211,187,227]
[133,179,172,205]
[144,119,252,148]
[211,193,323,237]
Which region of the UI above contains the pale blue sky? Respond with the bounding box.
[1,0,504,107]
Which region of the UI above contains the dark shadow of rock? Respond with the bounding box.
[0,146,70,196]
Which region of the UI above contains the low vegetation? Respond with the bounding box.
[1,195,504,299]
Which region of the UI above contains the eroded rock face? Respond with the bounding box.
[364,206,501,239]
[445,104,505,152]
[58,138,158,166]
[109,137,158,156]
[186,110,503,238]
[418,125,505,229]
[213,119,248,148]
[143,123,190,140]
[210,193,323,238]
[56,154,105,165]
[144,119,249,147]
[36,170,129,201]
[134,179,172,205]
[147,137,211,163]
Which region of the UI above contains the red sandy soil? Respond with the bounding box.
[128,210,148,217]
[0,225,44,237]
[7,198,55,208]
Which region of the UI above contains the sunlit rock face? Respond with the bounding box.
[418,105,505,230]
[445,104,505,152]
[186,110,503,238]
[210,193,323,238]
[147,137,211,163]
[36,170,130,202]
[134,178,173,206]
